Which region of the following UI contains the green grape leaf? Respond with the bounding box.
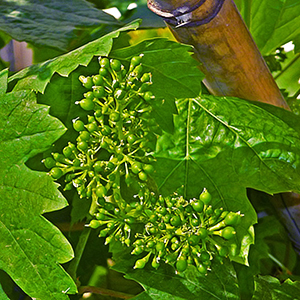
[154,95,300,264]
[0,0,118,51]
[8,20,141,94]
[110,38,204,133]
[0,89,77,299]
[250,0,300,55]
[113,254,240,300]
[253,276,300,299]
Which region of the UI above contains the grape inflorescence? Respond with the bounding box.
[91,188,242,274]
[44,54,158,205]
[44,54,243,275]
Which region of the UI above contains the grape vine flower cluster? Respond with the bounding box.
[43,54,243,275]
[43,54,159,205]
[90,188,242,274]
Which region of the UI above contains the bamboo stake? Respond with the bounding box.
[147,0,300,254]
[148,0,288,108]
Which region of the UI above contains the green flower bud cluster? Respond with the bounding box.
[89,188,243,274]
[43,55,159,202]
[43,54,244,276]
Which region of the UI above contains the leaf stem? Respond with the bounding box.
[67,226,91,282]
[268,253,291,274]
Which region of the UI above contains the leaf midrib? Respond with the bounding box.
[192,97,291,185]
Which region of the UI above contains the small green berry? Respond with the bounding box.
[127,134,136,144]
[99,57,110,68]
[93,74,104,86]
[176,257,188,273]
[188,235,201,246]
[84,91,94,100]
[197,264,207,274]
[191,218,200,227]
[138,171,147,181]
[73,119,85,132]
[85,122,98,132]
[132,246,143,255]
[156,242,165,252]
[165,252,178,263]
[224,212,241,226]
[199,251,210,262]
[73,159,81,167]
[143,164,154,174]
[93,161,103,173]
[93,86,106,98]
[105,236,114,245]
[99,68,109,77]
[78,131,90,141]
[149,214,158,223]
[152,258,160,269]
[131,162,142,174]
[62,146,73,158]
[192,200,204,213]
[146,240,155,248]
[143,91,155,101]
[79,75,93,89]
[130,55,142,70]
[110,59,122,72]
[43,157,56,169]
[96,185,107,198]
[149,227,157,234]
[89,220,102,229]
[141,73,151,83]
[170,215,181,227]
[96,213,106,220]
[79,98,94,111]
[99,228,110,237]
[221,226,236,240]
[134,258,146,269]
[198,228,208,239]
[109,111,120,122]
[101,125,111,136]
[49,167,63,179]
[132,65,143,78]
[77,141,88,151]
[200,189,212,204]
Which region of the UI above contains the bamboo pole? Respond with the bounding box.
[147,0,300,253]
[148,0,288,108]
